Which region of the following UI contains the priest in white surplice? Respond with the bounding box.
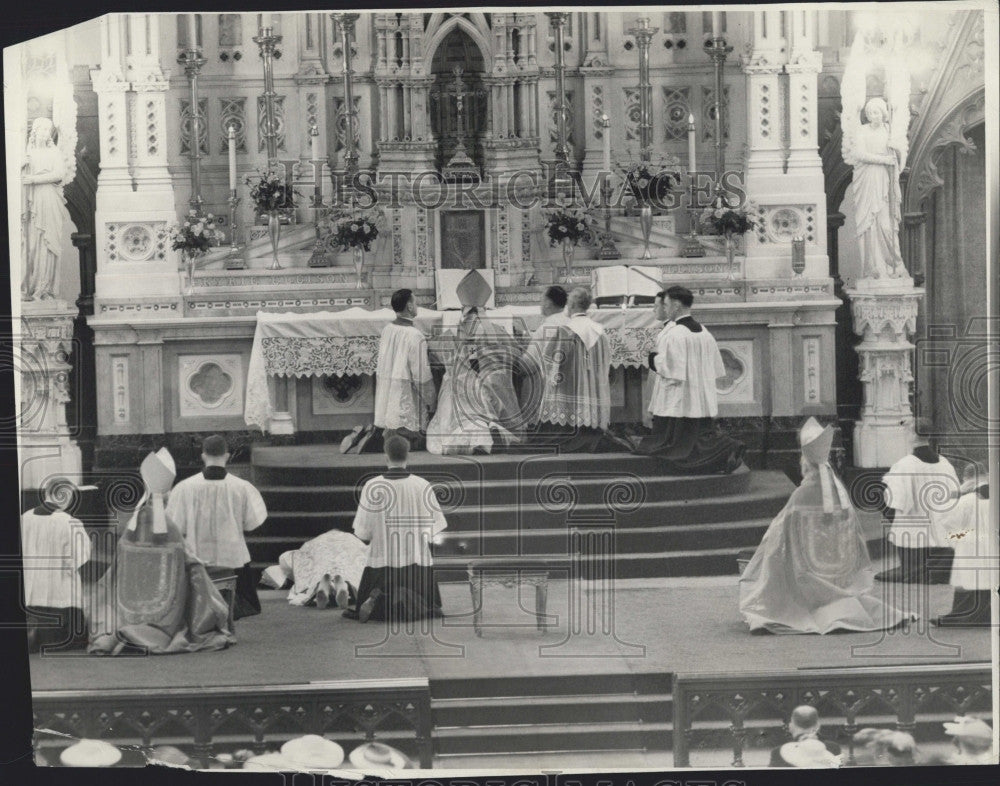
[634,286,744,473]
[878,418,960,584]
[373,288,437,450]
[518,286,568,426]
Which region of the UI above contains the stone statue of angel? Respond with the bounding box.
[21,117,73,302]
[841,29,912,282]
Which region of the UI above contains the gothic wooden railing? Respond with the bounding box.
[33,677,433,767]
[672,663,992,768]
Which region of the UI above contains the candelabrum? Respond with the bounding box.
[253,23,282,167]
[627,18,659,161]
[332,13,361,179]
[307,130,331,268]
[706,34,733,186]
[179,45,207,217]
[225,190,245,269]
[546,12,571,168]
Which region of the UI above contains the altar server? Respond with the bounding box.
[374,289,437,450]
[739,418,910,635]
[427,270,521,454]
[89,448,234,655]
[531,287,628,452]
[348,435,446,623]
[166,435,268,619]
[20,479,90,652]
[933,463,993,627]
[634,286,744,473]
[878,418,960,584]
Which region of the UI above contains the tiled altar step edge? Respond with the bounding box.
[257,467,760,509]
[254,483,788,535]
[433,692,672,728]
[251,452,739,486]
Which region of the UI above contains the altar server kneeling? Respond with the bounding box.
[348,435,447,622]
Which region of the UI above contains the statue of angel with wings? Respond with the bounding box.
[841,30,912,282]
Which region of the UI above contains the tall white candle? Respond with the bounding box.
[261,13,272,31]
[711,11,722,38]
[687,113,697,175]
[310,126,320,162]
[187,14,198,49]
[601,114,611,173]
[228,126,237,191]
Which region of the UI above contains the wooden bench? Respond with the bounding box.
[206,568,238,631]
[466,556,574,637]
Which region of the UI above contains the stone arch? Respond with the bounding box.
[423,14,493,72]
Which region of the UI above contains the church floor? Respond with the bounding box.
[29,578,990,692]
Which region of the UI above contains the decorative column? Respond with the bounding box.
[785,9,823,171]
[741,10,786,176]
[627,17,659,159]
[546,11,570,166]
[846,288,925,466]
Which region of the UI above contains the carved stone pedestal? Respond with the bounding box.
[846,283,924,467]
[18,303,83,492]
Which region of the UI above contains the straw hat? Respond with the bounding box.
[242,752,295,772]
[944,716,993,741]
[799,417,835,465]
[349,741,409,771]
[779,737,841,768]
[280,735,345,769]
[60,739,123,767]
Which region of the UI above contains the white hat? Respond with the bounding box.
[799,417,835,465]
[349,741,409,771]
[149,745,191,767]
[60,739,123,767]
[280,735,345,769]
[779,737,841,768]
[944,716,993,741]
[242,752,295,772]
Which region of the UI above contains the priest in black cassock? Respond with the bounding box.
[634,286,744,473]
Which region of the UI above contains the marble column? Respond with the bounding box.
[846,287,924,467]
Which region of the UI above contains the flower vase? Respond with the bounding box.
[353,246,366,289]
[560,238,575,280]
[267,211,282,270]
[725,234,737,280]
[183,252,196,293]
[639,204,653,259]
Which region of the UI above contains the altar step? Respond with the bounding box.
[431,673,675,756]
[248,446,793,579]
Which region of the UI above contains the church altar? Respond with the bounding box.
[245,305,672,431]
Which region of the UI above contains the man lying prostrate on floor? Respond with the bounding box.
[347,435,447,623]
[167,435,268,619]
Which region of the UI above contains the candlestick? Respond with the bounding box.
[687,113,697,175]
[187,14,198,49]
[331,13,361,179]
[546,12,571,167]
[253,20,283,168]
[597,114,620,260]
[627,17,659,160]
[310,125,320,164]
[227,125,237,191]
[181,39,207,217]
[601,114,611,173]
[225,189,245,270]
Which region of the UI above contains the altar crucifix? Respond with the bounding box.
[437,66,480,177]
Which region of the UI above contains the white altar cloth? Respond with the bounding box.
[245,306,663,431]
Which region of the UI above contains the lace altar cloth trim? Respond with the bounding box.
[246,307,663,431]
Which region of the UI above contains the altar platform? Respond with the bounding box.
[29,580,991,765]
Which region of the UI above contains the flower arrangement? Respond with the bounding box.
[245,168,297,213]
[700,195,760,237]
[169,210,225,257]
[614,150,682,209]
[329,209,382,252]
[544,207,595,246]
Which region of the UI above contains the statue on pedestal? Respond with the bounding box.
[21,118,72,302]
[846,98,907,281]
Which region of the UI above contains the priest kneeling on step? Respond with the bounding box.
[347,435,446,623]
[634,286,744,473]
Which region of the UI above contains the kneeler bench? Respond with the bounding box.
[466,557,574,637]
[207,568,238,631]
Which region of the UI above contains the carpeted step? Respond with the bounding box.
[432,720,675,755]
[257,465,755,510]
[433,692,672,727]
[430,672,672,700]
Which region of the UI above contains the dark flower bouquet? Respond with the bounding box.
[245,169,297,213]
[544,208,594,246]
[615,150,682,209]
[329,210,381,252]
[170,210,225,257]
[700,195,760,237]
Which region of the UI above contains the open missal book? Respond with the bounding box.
[591,265,663,307]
